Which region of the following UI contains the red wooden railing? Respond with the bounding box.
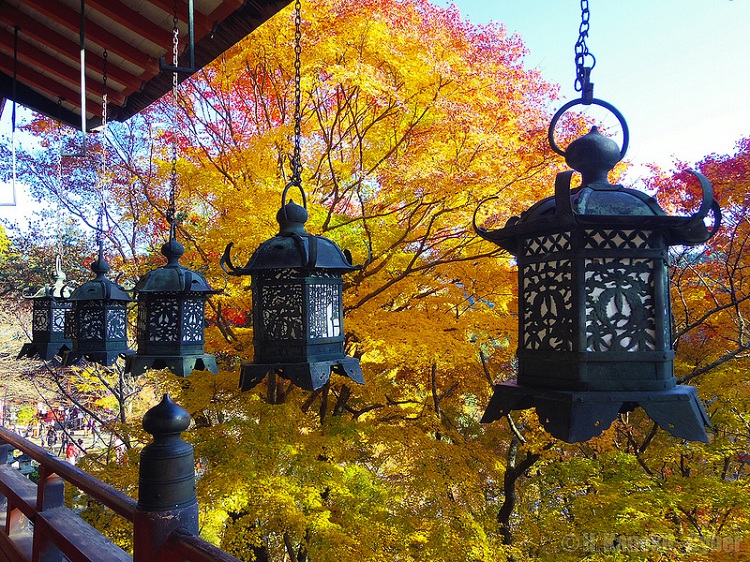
[0,409,239,562]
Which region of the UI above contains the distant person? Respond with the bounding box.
[58,434,69,457]
[65,441,77,465]
[46,428,57,448]
[113,437,126,463]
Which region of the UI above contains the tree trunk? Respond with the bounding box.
[497,435,541,545]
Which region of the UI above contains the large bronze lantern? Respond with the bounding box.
[221,188,364,392]
[18,257,74,361]
[125,231,218,377]
[62,242,134,367]
[476,101,720,443]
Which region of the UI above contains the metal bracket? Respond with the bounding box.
[159,0,195,74]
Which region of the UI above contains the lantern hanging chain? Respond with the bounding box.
[56,99,65,262]
[168,1,179,227]
[290,0,303,188]
[101,50,108,176]
[96,49,109,245]
[574,0,595,101]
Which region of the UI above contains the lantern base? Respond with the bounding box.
[17,342,70,363]
[61,348,134,368]
[125,353,218,377]
[240,356,364,391]
[482,381,710,443]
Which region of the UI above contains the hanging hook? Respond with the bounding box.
[574,0,595,103]
[281,182,308,224]
[548,98,629,159]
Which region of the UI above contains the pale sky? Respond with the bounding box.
[444,0,750,173]
[2,0,749,221]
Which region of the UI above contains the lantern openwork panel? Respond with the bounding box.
[33,300,72,341]
[64,300,132,366]
[518,226,672,392]
[18,264,74,361]
[69,302,129,348]
[252,268,345,365]
[136,293,208,355]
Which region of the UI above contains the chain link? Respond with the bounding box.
[574,0,595,98]
[168,0,179,225]
[291,0,302,187]
[101,50,108,131]
[56,98,64,261]
[97,50,109,244]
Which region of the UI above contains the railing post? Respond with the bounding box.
[34,466,65,562]
[133,394,198,562]
[0,441,9,530]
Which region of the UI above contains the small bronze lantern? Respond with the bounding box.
[62,241,134,367]
[18,257,74,361]
[125,229,218,377]
[221,187,364,391]
[476,101,720,443]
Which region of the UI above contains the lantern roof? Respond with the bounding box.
[223,200,359,275]
[527,127,667,219]
[69,243,131,303]
[476,127,720,253]
[134,235,217,295]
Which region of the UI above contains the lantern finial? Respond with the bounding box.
[565,126,621,186]
[277,200,308,236]
[161,234,185,266]
[91,240,111,277]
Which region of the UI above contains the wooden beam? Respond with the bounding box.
[0,6,149,91]
[83,0,173,51]
[21,0,159,71]
[144,0,215,37]
[0,51,87,114]
[0,37,126,105]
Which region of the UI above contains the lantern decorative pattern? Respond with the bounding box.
[221,194,364,392]
[125,234,218,377]
[62,242,134,367]
[18,257,74,361]
[476,108,721,443]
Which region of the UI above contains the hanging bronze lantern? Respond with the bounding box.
[476,101,721,443]
[125,230,218,377]
[221,186,364,391]
[62,241,134,367]
[18,257,74,361]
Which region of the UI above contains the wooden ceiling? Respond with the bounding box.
[0,0,291,130]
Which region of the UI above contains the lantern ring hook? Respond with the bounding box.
[472,195,506,235]
[281,181,307,222]
[548,98,629,159]
[219,242,239,275]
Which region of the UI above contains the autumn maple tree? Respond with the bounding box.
[3,0,750,560]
